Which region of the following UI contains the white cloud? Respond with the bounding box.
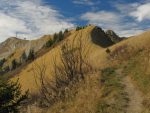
[80,1,150,37]
[114,2,150,22]
[0,0,74,42]
[130,3,150,22]
[81,11,144,37]
[81,11,120,24]
[73,0,100,6]
[0,12,30,38]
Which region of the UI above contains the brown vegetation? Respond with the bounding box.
[32,36,93,108]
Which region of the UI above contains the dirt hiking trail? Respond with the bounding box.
[116,69,143,113]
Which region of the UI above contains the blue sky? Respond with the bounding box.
[0,0,150,42]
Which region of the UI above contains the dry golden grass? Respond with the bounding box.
[122,49,150,113]
[46,72,101,113]
[106,30,150,113]
[9,26,150,112]
[12,26,108,94]
[21,71,101,113]
[12,26,150,93]
[17,71,101,113]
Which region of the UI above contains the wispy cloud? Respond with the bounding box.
[73,0,100,6]
[0,0,74,42]
[80,0,150,37]
[80,10,144,37]
[129,3,150,22]
[114,1,150,22]
[81,11,120,24]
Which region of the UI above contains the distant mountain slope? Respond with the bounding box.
[0,37,28,59]
[0,35,51,60]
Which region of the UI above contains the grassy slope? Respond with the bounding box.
[109,29,150,113]
[12,26,108,94]
[122,49,150,112]
[11,26,150,112]
[3,35,52,67]
[96,67,128,113]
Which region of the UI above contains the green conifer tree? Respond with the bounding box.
[0,79,28,113]
[27,49,35,61]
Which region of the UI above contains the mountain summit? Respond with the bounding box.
[106,30,122,43]
[0,37,28,59]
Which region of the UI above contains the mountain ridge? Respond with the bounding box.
[0,35,52,59]
[1,25,150,113]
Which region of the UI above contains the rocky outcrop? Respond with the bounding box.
[106,30,122,43]
[91,27,114,48]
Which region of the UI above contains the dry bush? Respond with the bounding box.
[32,34,93,107]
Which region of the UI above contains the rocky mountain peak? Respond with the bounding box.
[106,30,122,43]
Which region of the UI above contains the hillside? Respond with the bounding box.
[1,25,150,113]
[0,35,51,61]
[11,25,114,93]
[97,29,150,113]
[2,0,150,112]
[0,37,28,59]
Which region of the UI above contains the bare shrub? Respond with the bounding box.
[32,33,93,107]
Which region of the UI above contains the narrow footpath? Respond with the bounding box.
[116,69,143,113]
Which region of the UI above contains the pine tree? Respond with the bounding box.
[21,51,27,63]
[27,49,35,61]
[21,51,27,60]
[53,33,58,43]
[64,29,68,33]
[58,31,64,41]
[45,39,53,47]
[0,79,28,113]
[11,59,17,70]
